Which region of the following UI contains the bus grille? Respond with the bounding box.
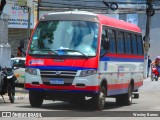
[40,70,77,86]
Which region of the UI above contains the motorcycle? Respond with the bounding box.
[0,67,17,103]
[151,65,159,81]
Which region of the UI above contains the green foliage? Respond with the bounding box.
[32,21,58,49]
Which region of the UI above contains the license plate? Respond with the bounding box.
[50,79,64,84]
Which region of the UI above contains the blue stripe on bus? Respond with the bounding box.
[100,57,144,62]
[26,66,97,71]
[26,88,128,96]
[26,88,99,93]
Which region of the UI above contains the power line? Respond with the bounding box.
[39,0,160,9]
[38,0,160,13]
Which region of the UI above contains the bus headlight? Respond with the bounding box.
[79,70,97,77]
[25,68,37,75]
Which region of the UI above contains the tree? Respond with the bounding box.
[0,0,6,15]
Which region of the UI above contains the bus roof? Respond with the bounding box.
[40,11,99,23]
[97,14,141,33]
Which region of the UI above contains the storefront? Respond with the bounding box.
[3,0,37,56]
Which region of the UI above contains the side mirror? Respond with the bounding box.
[100,38,110,57]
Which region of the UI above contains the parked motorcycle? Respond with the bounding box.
[0,67,17,103]
[151,65,159,81]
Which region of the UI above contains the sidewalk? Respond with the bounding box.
[0,87,29,102]
[15,87,29,100]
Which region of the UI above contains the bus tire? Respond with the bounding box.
[29,91,43,107]
[93,85,106,110]
[123,84,133,105]
[116,84,132,105]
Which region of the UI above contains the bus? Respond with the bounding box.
[25,11,144,110]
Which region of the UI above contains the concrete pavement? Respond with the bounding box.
[1,77,159,102]
[14,87,29,100]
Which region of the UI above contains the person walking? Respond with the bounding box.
[147,55,152,78]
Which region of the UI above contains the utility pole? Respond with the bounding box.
[27,6,31,40]
[143,0,155,78]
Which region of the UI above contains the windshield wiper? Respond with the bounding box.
[43,49,63,58]
[56,49,88,58]
[30,49,63,58]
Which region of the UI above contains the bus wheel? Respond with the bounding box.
[93,85,106,110]
[116,84,132,105]
[123,84,133,105]
[29,91,43,107]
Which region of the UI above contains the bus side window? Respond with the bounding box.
[124,33,132,54]
[100,28,109,56]
[116,31,124,54]
[137,35,143,55]
[107,29,116,53]
[131,34,138,54]
[100,26,110,57]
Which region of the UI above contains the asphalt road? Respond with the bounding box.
[0,78,160,120]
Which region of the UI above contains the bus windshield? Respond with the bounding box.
[29,20,99,57]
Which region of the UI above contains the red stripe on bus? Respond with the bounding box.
[25,81,143,91]
[134,81,143,87]
[108,81,143,90]
[25,83,99,91]
[105,53,144,59]
[108,83,129,90]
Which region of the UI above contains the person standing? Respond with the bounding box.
[147,55,152,78]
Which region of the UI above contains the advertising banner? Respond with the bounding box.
[3,0,34,28]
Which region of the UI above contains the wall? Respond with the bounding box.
[8,28,27,56]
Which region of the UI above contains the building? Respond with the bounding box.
[2,0,160,60]
[2,0,37,56]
